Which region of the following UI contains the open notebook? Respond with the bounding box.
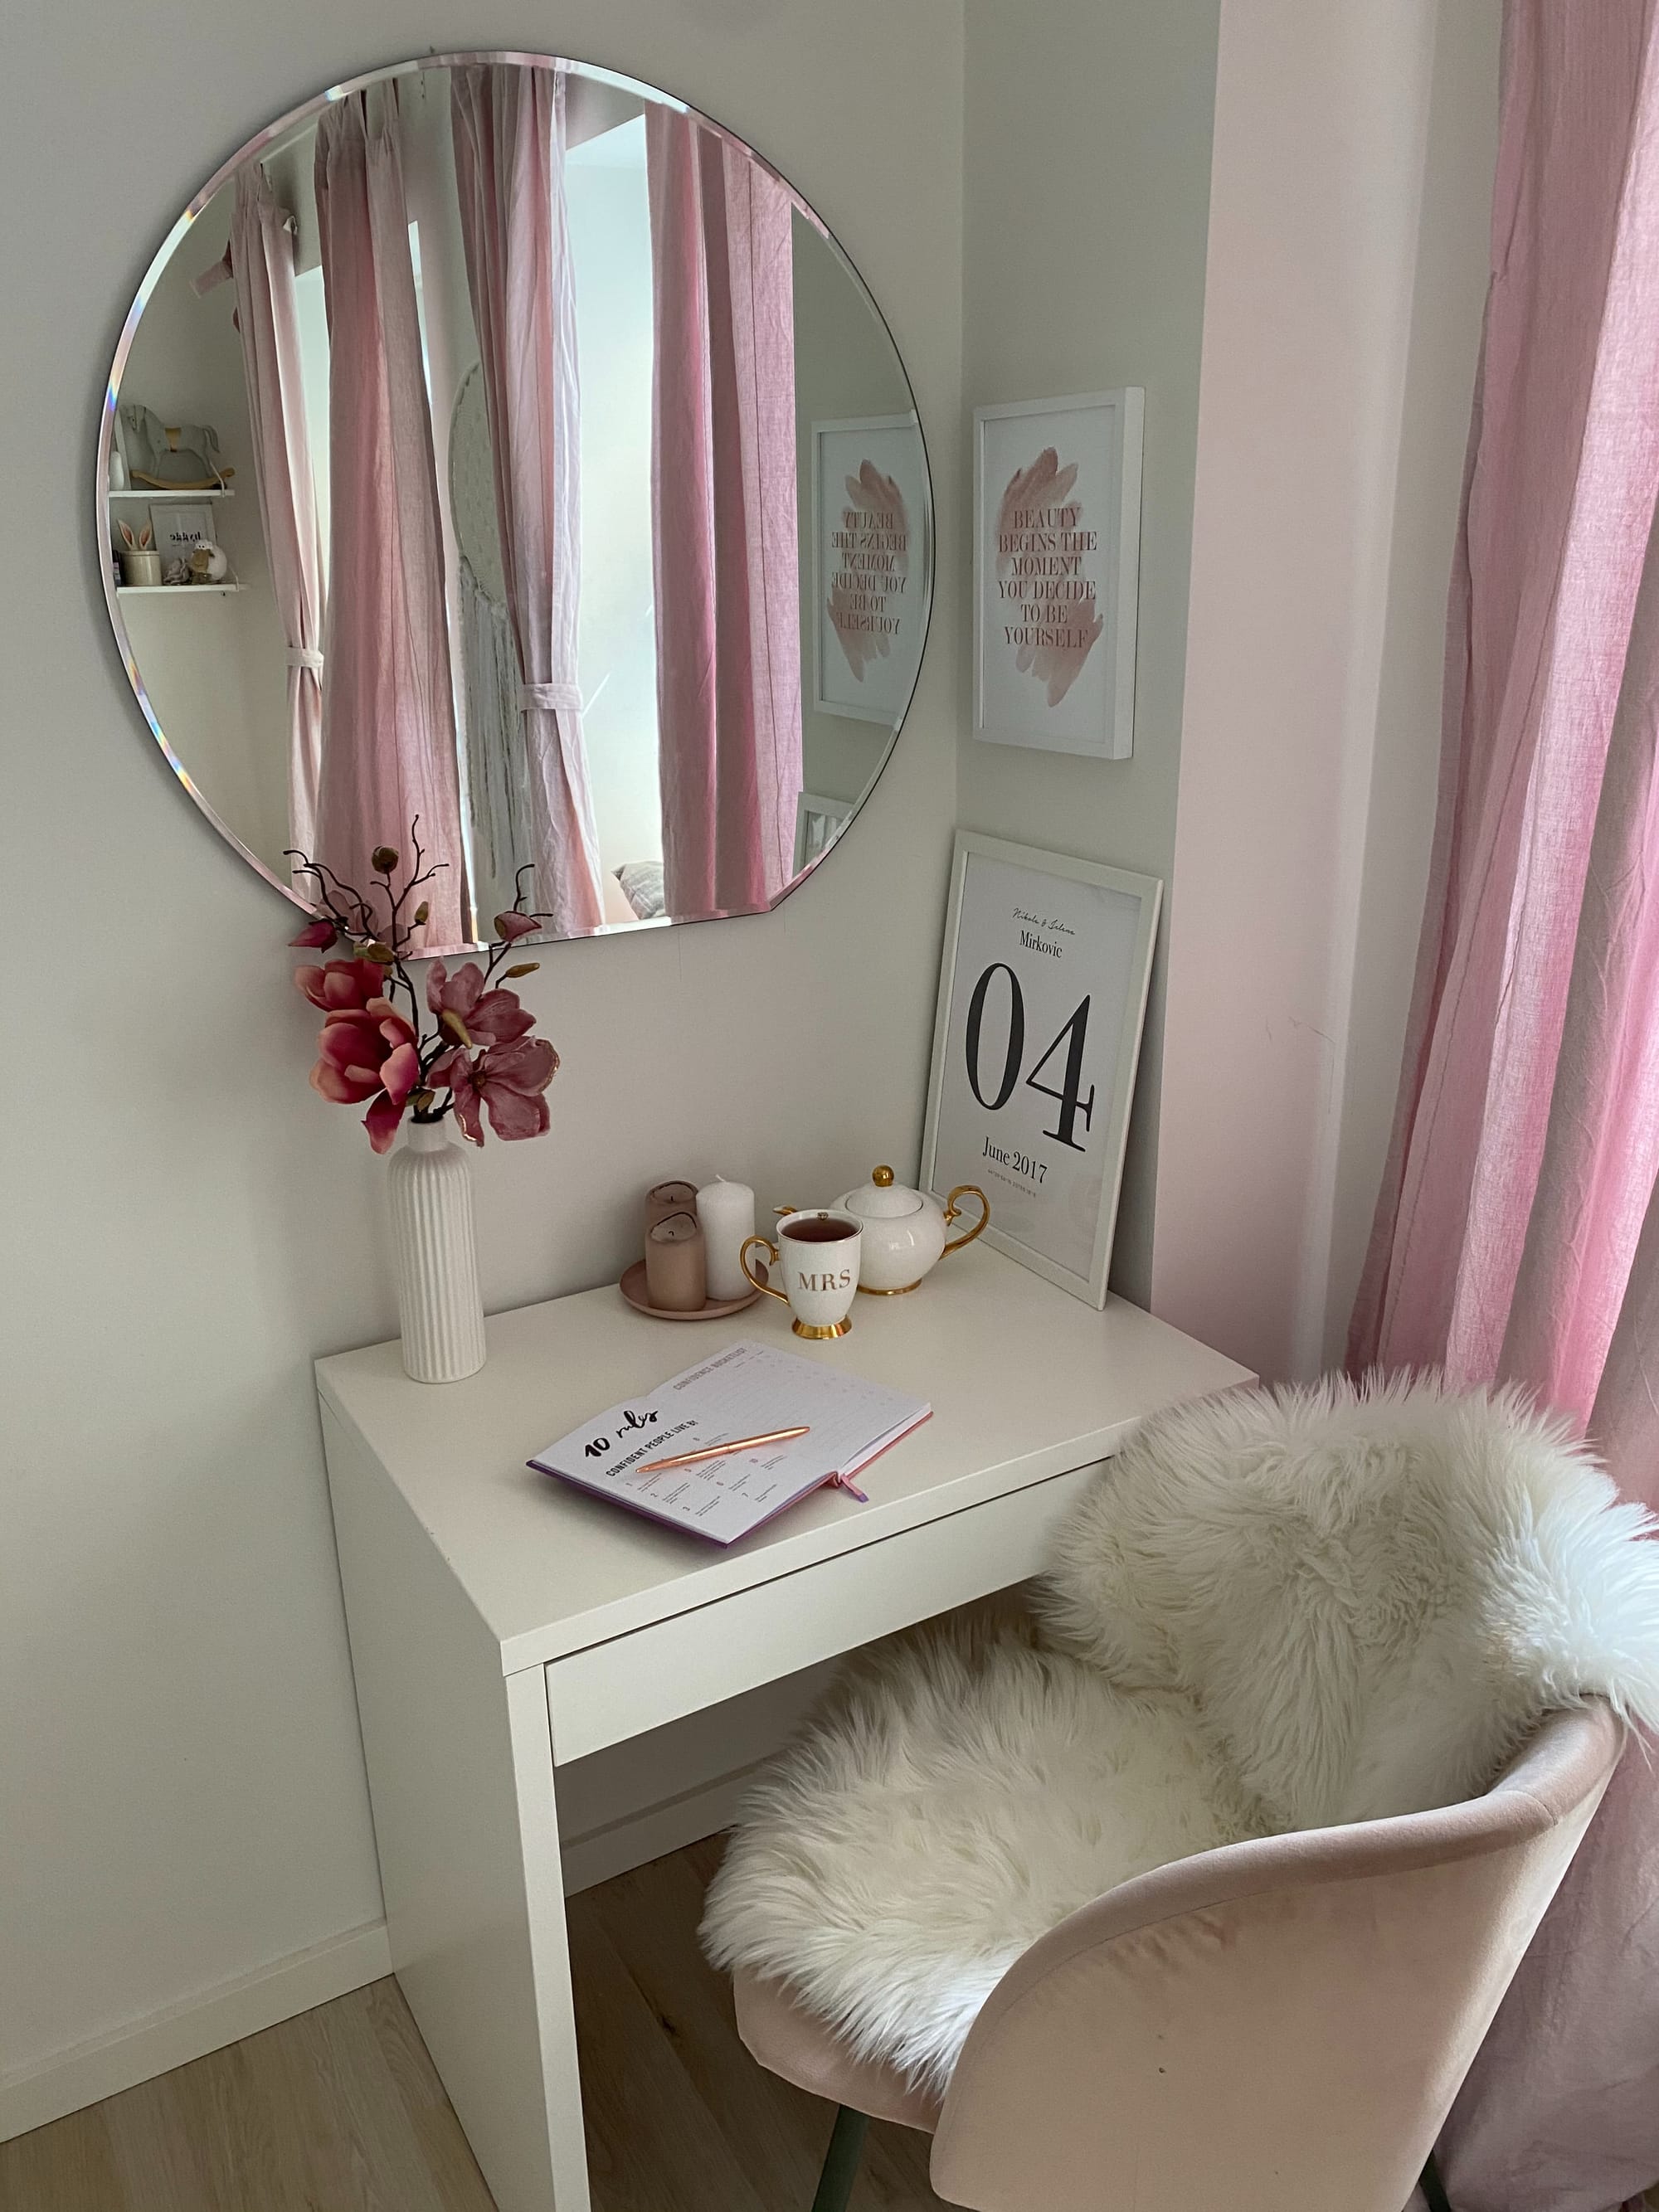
[528,1340,931,1546]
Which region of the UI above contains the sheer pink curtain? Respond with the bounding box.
[230,168,325,862]
[450,63,604,938]
[313,85,469,946]
[1351,8,1659,2206]
[646,109,801,921]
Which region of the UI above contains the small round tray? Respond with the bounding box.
[619,1258,764,1321]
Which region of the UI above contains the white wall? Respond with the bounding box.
[1151,0,1501,1381]
[0,0,963,2107]
[959,0,1223,1305]
[1321,1,1502,1367]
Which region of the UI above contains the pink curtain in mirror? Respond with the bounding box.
[450,63,605,938]
[230,168,325,863]
[646,109,801,921]
[1351,7,1659,2206]
[313,85,469,947]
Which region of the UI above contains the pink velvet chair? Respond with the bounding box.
[732,1699,1622,2212]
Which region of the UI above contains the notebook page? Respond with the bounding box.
[529,1340,930,1544]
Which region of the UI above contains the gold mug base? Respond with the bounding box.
[857,1280,921,1296]
[791,1315,854,1339]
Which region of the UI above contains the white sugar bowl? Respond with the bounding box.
[833,1164,990,1295]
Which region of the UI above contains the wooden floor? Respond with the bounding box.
[0,1835,949,2212]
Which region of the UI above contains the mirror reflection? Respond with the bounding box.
[105,57,931,950]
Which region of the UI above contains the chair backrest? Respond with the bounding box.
[1034,1375,1659,1830]
[931,1701,1622,2212]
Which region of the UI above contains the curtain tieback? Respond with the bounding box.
[517,681,582,713]
[286,647,324,671]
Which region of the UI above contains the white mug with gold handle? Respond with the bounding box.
[741,1209,863,1339]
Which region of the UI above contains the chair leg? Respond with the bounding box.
[1420,2148,1454,2212]
[810,2105,870,2212]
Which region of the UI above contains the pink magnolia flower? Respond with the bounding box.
[428,1036,558,1145]
[311,1007,421,1155]
[290,918,338,948]
[494,910,540,944]
[426,960,534,1047]
[296,956,387,1017]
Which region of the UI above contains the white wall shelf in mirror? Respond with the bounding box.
[116,583,245,597]
[98,51,933,958]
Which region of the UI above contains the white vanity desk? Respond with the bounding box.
[318,1244,1249,2212]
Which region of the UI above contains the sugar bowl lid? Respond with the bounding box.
[843,1164,926,1220]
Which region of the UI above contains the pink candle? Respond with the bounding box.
[645,1210,707,1312]
[644,1179,698,1237]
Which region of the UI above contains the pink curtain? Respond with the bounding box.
[313,85,469,947]
[230,168,325,863]
[1438,1208,1659,2212]
[450,64,605,938]
[1351,8,1659,2206]
[646,109,802,921]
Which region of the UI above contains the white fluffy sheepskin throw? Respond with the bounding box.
[701,1376,1659,2093]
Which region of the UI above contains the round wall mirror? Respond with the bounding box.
[99,54,932,953]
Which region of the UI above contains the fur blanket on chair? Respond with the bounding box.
[701,1376,1659,2092]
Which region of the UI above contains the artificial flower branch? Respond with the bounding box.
[286,823,561,1155]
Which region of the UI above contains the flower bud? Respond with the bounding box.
[362,941,397,965]
[413,901,430,926]
[440,1009,474,1048]
[372,846,400,873]
[504,961,540,978]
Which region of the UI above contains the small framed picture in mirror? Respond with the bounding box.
[810,414,929,727]
[972,390,1143,760]
[148,503,214,572]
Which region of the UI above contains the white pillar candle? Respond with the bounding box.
[697,1178,757,1301]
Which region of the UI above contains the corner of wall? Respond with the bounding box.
[1151,0,1500,1382]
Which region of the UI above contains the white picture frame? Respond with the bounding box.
[921,832,1161,1307]
[148,501,213,568]
[811,414,930,726]
[792,789,855,876]
[973,389,1143,759]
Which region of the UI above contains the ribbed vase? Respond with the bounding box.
[387,1119,487,1383]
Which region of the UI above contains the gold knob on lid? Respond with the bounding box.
[873,1164,894,1187]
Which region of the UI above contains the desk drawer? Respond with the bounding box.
[543,1462,1097,1762]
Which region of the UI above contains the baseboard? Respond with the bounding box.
[0,1772,749,2146]
[0,1918,392,2145]
[558,1760,753,1894]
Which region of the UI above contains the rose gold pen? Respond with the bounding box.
[635,1425,810,1473]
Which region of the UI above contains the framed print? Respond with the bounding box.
[148,501,213,567]
[812,414,930,725]
[922,832,1161,1307]
[792,789,855,875]
[973,389,1143,759]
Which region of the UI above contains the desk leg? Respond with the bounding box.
[324,1410,591,2212]
[504,1668,592,2212]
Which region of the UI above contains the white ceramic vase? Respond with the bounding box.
[387,1119,486,1383]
